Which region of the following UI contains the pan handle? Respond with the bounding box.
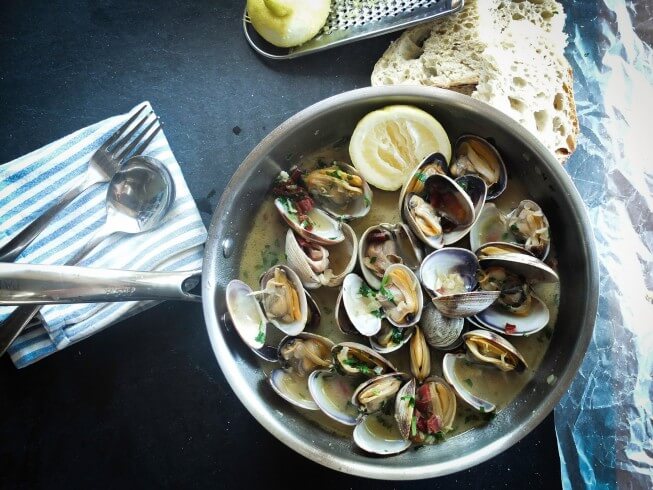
[0,263,202,305]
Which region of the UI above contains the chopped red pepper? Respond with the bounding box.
[505,323,517,333]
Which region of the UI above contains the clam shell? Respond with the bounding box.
[274,197,344,245]
[478,252,559,283]
[359,223,423,290]
[351,372,408,415]
[394,378,416,440]
[476,241,535,258]
[450,135,507,200]
[277,332,335,371]
[471,292,550,336]
[335,288,360,335]
[469,203,509,253]
[409,326,431,383]
[305,291,321,330]
[307,369,361,426]
[353,415,412,455]
[420,248,499,318]
[259,265,308,336]
[444,174,487,245]
[332,342,396,376]
[285,224,358,289]
[269,369,319,411]
[369,323,414,354]
[398,152,449,216]
[225,279,268,350]
[442,353,496,413]
[341,273,382,336]
[306,162,373,221]
[419,302,465,350]
[506,199,551,260]
[379,264,423,328]
[463,329,527,372]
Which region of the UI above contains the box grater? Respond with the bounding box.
[243,0,464,60]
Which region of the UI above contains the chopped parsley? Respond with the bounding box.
[391,327,404,345]
[458,180,468,191]
[379,284,395,303]
[358,283,376,297]
[342,358,373,375]
[479,406,485,413]
[364,196,371,207]
[464,378,473,388]
[415,172,427,183]
[254,321,265,344]
[371,308,384,318]
[327,170,343,180]
[510,224,520,234]
[258,249,280,271]
[277,196,296,214]
[401,395,415,407]
[410,416,418,437]
[369,256,377,264]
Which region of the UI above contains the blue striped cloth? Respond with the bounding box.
[0,102,207,368]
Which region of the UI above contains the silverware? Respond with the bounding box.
[0,104,162,263]
[0,155,176,356]
[0,263,201,305]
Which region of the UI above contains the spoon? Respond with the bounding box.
[0,155,175,357]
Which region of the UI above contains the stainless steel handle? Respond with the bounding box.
[0,263,202,305]
[0,176,89,263]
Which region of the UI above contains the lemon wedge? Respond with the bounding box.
[247,0,331,48]
[349,105,452,191]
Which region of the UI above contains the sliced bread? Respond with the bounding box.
[370,0,578,161]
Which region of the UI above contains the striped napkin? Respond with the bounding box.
[0,102,207,368]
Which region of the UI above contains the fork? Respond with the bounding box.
[0,104,162,262]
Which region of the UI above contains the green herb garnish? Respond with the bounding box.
[464,378,473,388]
[327,170,342,180]
[391,327,404,345]
[358,283,375,297]
[369,256,377,264]
[410,416,418,437]
[371,308,384,318]
[254,321,266,344]
[342,358,372,375]
[400,395,415,407]
[510,224,520,233]
[415,172,427,183]
[363,196,371,207]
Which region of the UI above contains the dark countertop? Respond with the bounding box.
[0,1,561,488]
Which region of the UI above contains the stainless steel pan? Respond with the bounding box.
[201,87,598,479]
[3,87,598,479]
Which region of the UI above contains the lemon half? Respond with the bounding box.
[349,105,452,191]
[247,0,331,48]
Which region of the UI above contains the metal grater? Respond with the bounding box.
[243,0,464,60]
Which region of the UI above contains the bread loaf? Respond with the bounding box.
[371,0,578,162]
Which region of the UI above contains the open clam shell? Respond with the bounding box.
[442,353,496,413]
[478,251,559,284]
[285,224,358,289]
[307,369,361,426]
[420,248,499,318]
[471,293,550,336]
[332,342,396,377]
[402,174,475,249]
[274,197,345,245]
[259,265,308,336]
[353,414,412,456]
[463,329,527,372]
[444,174,487,245]
[476,241,536,258]
[449,135,508,200]
[352,372,408,415]
[398,152,449,212]
[369,322,414,354]
[341,273,382,336]
[359,223,423,290]
[377,264,424,328]
[394,378,416,440]
[506,199,551,259]
[225,279,268,350]
[304,162,373,221]
[269,369,320,411]
[419,302,465,350]
[469,203,509,253]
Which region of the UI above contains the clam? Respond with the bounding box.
[332,342,396,377]
[268,333,335,411]
[470,201,551,260]
[419,248,499,318]
[395,376,457,443]
[307,369,361,425]
[258,265,308,336]
[449,135,507,199]
[444,174,487,245]
[225,279,268,350]
[477,250,559,284]
[352,372,408,415]
[359,223,423,290]
[402,173,475,249]
[442,354,496,413]
[463,330,527,372]
[285,224,358,289]
[507,200,551,259]
[376,264,423,328]
[304,162,373,221]
[352,413,412,456]
[369,322,414,354]
[275,197,345,245]
[398,152,449,204]
[419,302,465,350]
[339,273,382,336]
[409,326,431,383]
